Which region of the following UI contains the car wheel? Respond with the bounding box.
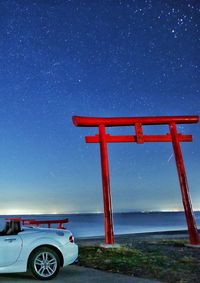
[29,247,60,280]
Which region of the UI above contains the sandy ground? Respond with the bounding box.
[77,229,190,246]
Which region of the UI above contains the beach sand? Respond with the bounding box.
[77,229,191,246]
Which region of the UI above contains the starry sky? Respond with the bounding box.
[0,0,199,214]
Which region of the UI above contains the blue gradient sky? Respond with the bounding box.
[0,0,199,214]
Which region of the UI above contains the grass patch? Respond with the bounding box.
[78,239,200,283]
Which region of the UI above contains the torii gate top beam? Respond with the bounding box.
[72,115,199,127]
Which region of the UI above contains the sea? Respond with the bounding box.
[0,212,200,238]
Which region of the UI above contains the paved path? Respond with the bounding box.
[0,265,161,283]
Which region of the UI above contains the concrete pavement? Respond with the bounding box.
[0,265,161,283]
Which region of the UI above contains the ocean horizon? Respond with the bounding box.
[0,211,199,238]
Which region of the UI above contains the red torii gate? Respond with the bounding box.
[72,115,200,245]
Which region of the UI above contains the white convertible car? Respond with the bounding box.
[0,219,78,280]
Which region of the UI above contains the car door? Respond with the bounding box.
[0,235,23,267]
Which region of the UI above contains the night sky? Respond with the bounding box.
[0,0,199,214]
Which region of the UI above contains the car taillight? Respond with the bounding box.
[69,235,74,243]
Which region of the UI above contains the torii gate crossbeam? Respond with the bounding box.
[72,115,200,245]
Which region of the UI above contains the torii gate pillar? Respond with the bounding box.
[99,125,114,244]
[170,123,199,244]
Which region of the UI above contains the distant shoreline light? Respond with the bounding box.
[0,209,199,215]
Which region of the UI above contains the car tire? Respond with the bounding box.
[29,247,60,280]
